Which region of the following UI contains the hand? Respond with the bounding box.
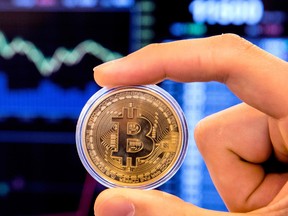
[93,34,288,215]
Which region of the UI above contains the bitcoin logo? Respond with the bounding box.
[112,105,154,167]
[76,85,188,189]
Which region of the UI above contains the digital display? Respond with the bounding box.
[0,1,133,215]
[0,0,287,215]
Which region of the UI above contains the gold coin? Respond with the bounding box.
[76,85,188,189]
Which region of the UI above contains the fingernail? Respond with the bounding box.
[96,196,135,216]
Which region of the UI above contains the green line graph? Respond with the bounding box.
[0,31,123,76]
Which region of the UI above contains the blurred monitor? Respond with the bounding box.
[0,0,287,215]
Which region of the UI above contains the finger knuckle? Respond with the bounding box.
[194,116,220,153]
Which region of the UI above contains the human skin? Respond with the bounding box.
[93,34,288,216]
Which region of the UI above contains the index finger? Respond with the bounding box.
[93,34,288,119]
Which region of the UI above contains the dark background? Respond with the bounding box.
[0,0,287,215]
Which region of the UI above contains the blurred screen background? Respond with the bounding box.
[0,0,287,215]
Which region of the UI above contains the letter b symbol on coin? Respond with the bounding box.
[112,107,154,167]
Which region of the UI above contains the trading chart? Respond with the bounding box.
[0,0,287,215]
[0,1,133,215]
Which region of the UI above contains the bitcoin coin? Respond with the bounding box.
[76,85,188,189]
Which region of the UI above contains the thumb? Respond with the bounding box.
[94,188,243,216]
